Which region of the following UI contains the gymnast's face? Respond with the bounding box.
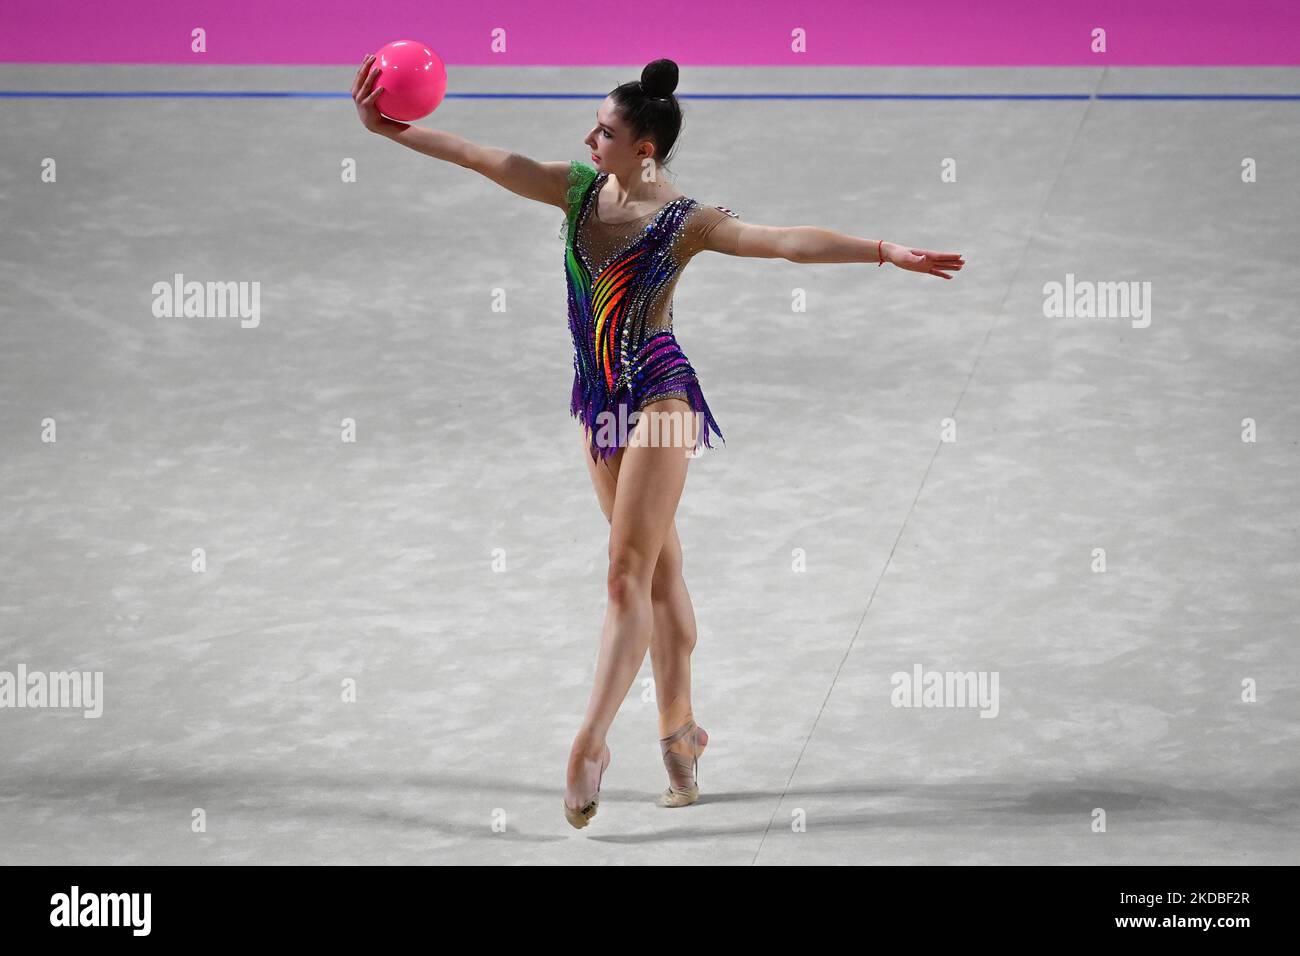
[584,96,656,177]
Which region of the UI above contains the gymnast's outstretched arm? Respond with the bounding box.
[350,53,571,211]
[701,214,965,280]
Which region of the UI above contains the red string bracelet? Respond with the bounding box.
[877,238,884,266]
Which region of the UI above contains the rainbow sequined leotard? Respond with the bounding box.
[561,160,735,463]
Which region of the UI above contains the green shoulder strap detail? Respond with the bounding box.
[562,160,599,248]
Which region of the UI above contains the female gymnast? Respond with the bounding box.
[351,56,965,829]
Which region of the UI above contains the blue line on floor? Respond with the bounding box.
[1097,93,1300,99]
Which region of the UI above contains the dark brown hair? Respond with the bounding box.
[608,58,683,168]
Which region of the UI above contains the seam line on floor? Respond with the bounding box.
[748,65,1109,866]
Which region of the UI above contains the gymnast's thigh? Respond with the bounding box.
[580,424,624,523]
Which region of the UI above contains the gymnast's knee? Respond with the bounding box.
[606,550,654,607]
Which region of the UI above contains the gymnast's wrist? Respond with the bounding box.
[375,118,412,138]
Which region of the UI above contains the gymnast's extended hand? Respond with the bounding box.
[351,53,408,136]
[884,245,966,280]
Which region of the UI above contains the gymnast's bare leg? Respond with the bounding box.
[565,398,709,813]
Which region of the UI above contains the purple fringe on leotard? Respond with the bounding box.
[569,350,725,464]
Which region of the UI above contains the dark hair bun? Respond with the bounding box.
[640,59,679,99]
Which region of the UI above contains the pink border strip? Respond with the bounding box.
[2,0,1298,65]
